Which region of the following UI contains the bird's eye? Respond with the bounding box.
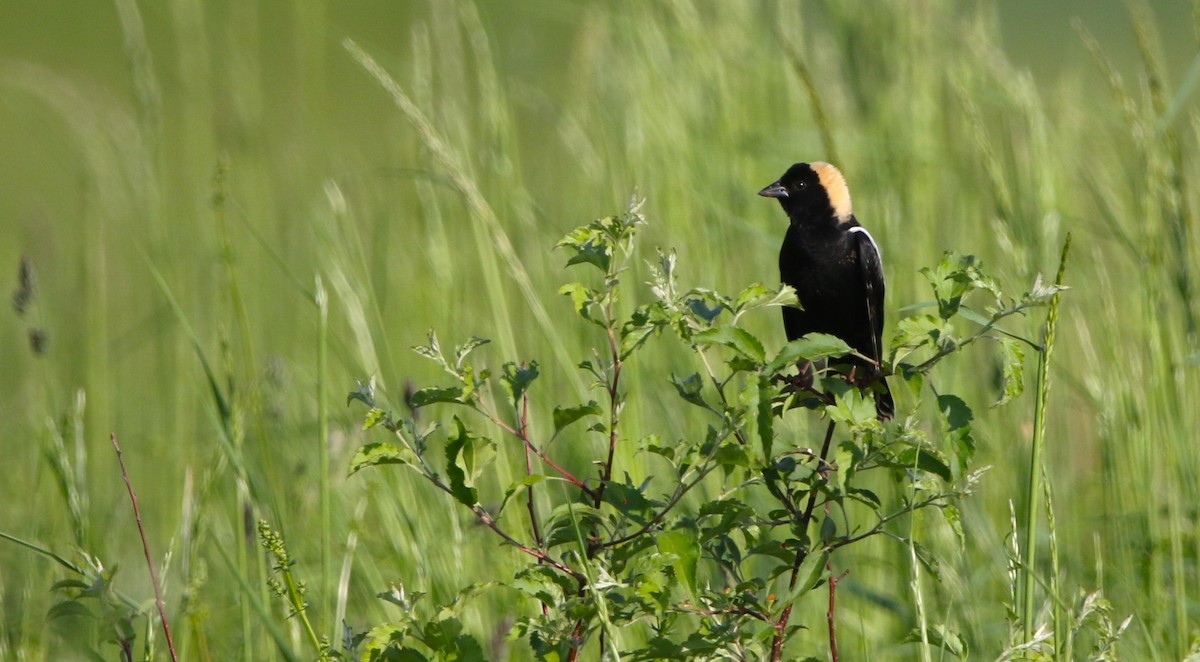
[796,181,807,190]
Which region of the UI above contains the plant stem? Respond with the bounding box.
[1021,233,1071,643]
[771,419,837,661]
[111,433,179,662]
[315,275,332,636]
[828,563,849,662]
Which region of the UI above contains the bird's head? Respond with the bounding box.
[759,162,852,225]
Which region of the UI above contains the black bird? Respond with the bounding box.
[760,162,894,420]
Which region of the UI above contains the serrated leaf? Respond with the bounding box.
[694,326,766,362]
[778,549,828,610]
[993,336,1026,407]
[603,480,654,518]
[847,486,881,509]
[544,503,606,548]
[922,253,999,319]
[453,336,490,371]
[657,530,700,600]
[47,600,93,620]
[910,540,942,580]
[412,330,459,378]
[50,579,92,592]
[363,408,389,430]
[834,442,855,493]
[408,386,464,407]
[825,388,877,427]
[756,374,775,459]
[767,333,853,373]
[558,282,603,325]
[498,474,546,514]
[903,624,967,656]
[895,447,953,482]
[349,442,418,474]
[937,394,974,430]
[670,372,710,410]
[346,377,376,407]
[686,297,724,325]
[733,282,770,308]
[501,361,539,406]
[552,401,602,436]
[445,418,479,506]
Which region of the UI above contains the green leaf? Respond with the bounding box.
[50,579,92,592]
[350,442,418,474]
[558,223,613,273]
[620,303,666,358]
[894,447,953,482]
[778,548,828,610]
[558,282,603,326]
[347,377,376,407]
[670,372,710,410]
[657,529,700,600]
[756,374,775,459]
[686,296,724,325]
[767,333,853,373]
[544,503,605,548]
[412,329,461,379]
[694,326,766,362]
[937,394,974,430]
[903,624,967,657]
[921,252,1000,319]
[552,401,602,437]
[938,394,976,472]
[910,540,942,581]
[993,336,1026,407]
[825,388,878,427]
[409,386,464,407]
[498,474,546,514]
[601,479,655,518]
[363,408,389,430]
[444,417,494,506]
[890,314,954,366]
[501,361,540,406]
[453,336,490,371]
[47,600,93,621]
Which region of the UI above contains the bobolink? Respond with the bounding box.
[760,162,894,420]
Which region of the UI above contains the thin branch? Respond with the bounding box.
[913,305,1033,373]
[476,398,597,501]
[413,464,585,584]
[111,433,179,662]
[827,563,849,662]
[771,419,837,661]
[599,462,720,549]
[591,324,623,512]
[521,392,545,552]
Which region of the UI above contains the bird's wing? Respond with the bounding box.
[848,226,886,365]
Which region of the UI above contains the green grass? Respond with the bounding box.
[1,0,1197,659]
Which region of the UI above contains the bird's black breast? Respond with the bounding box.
[779,222,875,361]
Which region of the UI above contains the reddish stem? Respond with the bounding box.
[111,433,180,662]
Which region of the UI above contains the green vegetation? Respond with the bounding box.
[1,1,1196,660]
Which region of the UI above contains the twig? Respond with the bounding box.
[591,325,623,512]
[520,392,551,617]
[111,433,179,662]
[828,562,849,662]
[477,399,597,501]
[771,419,837,661]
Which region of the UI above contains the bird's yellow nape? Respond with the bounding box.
[811,162,852,223]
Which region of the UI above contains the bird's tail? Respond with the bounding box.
[874,380,894,421]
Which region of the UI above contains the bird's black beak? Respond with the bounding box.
[758,181,788,199]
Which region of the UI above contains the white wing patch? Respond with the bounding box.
[848,226,883,271]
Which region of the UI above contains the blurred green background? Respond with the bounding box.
[1,1,1197,659]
